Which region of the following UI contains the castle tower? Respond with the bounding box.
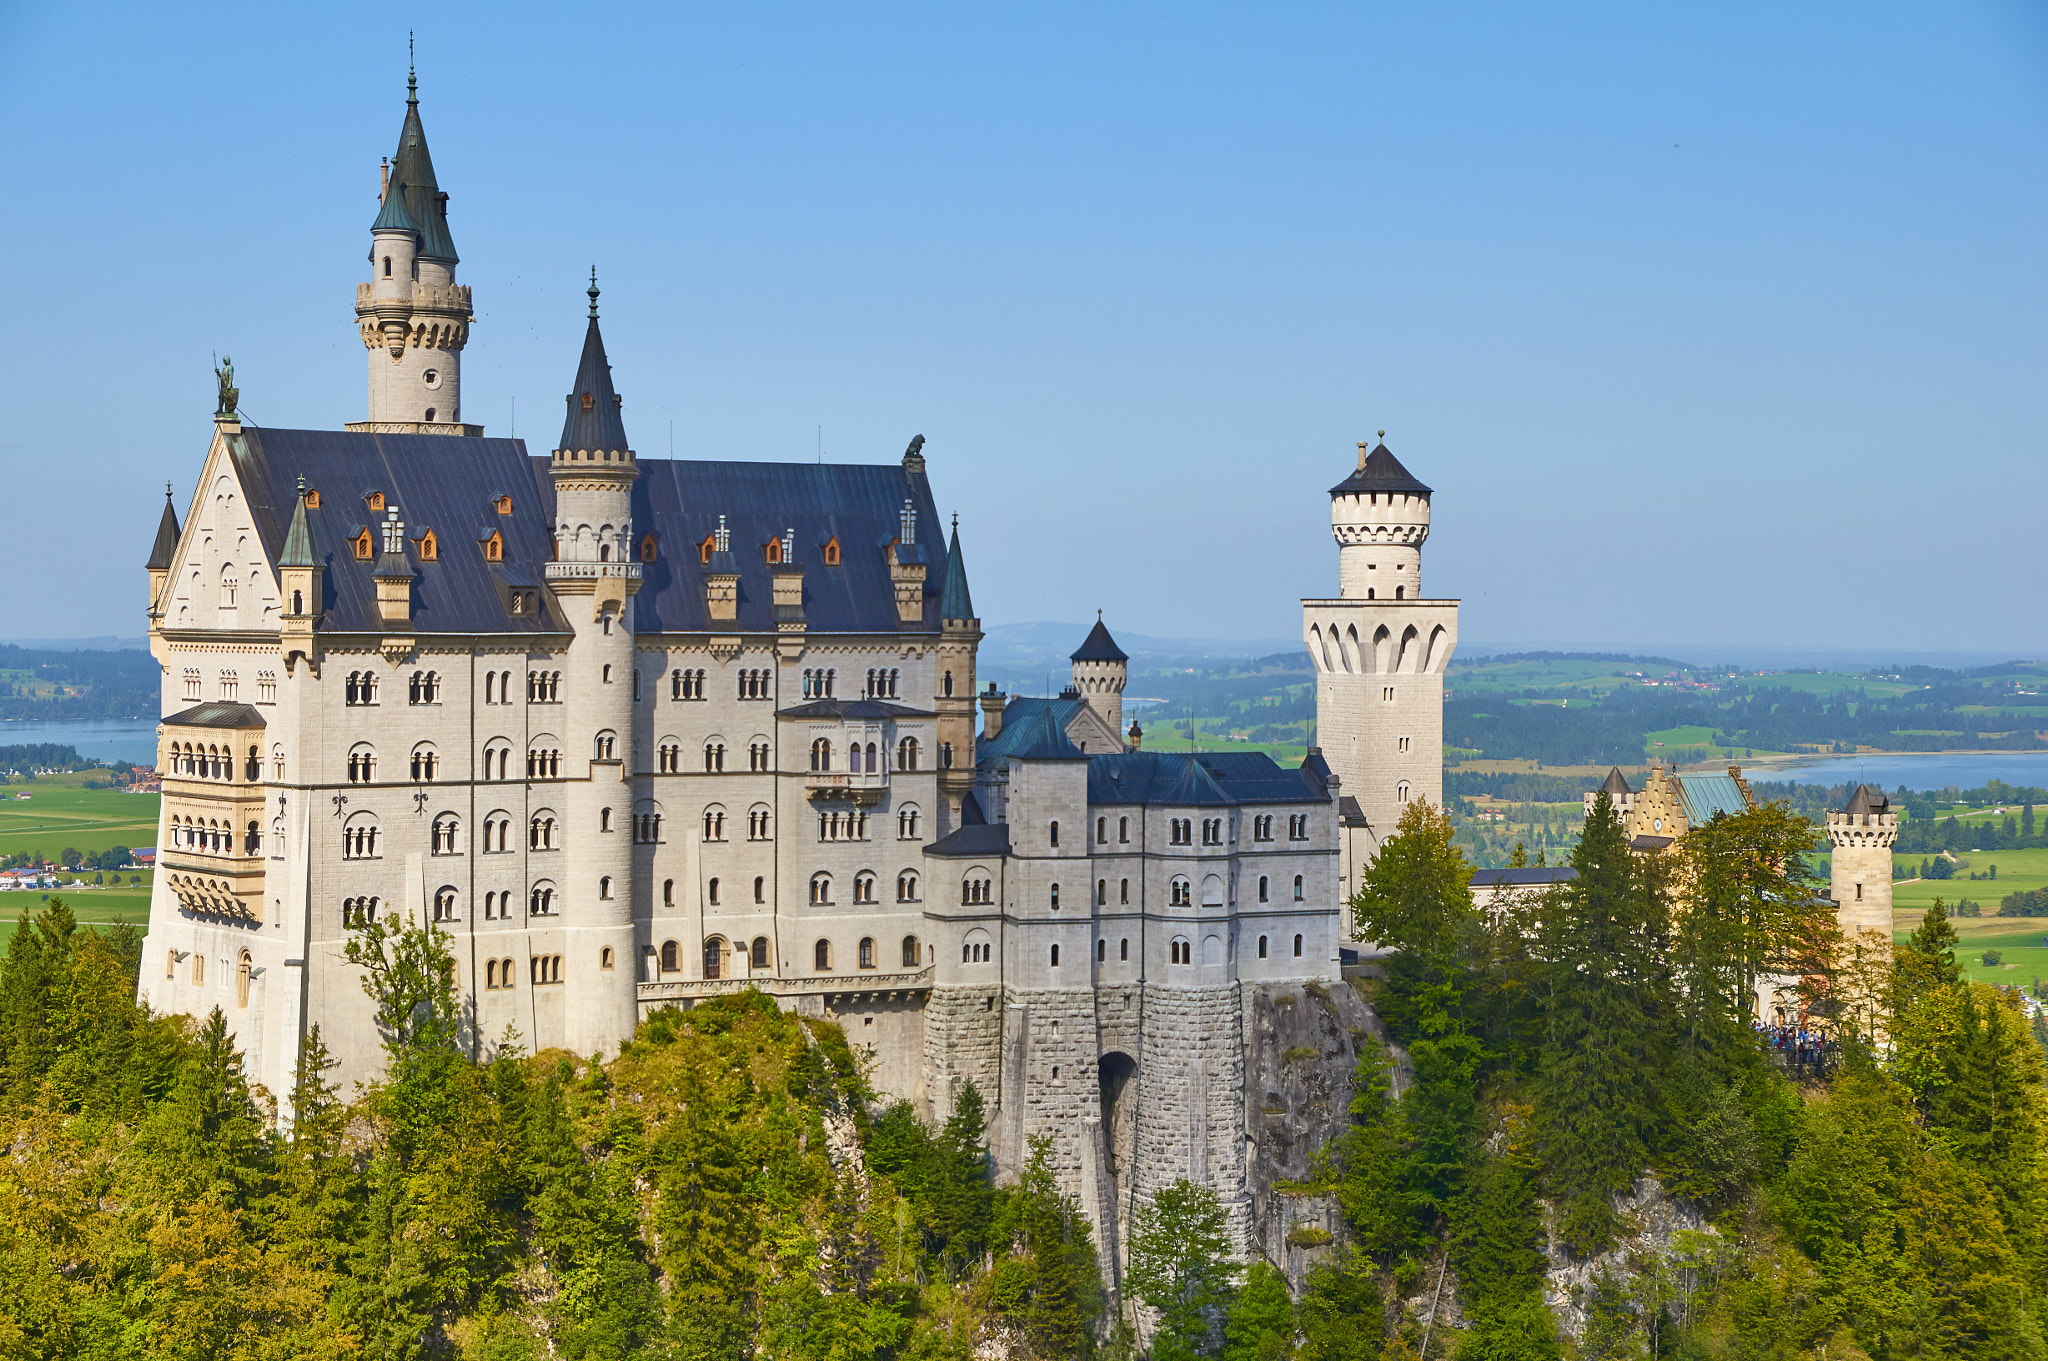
[1069,613,1128,742]
[547,274,641,1058]
[1302,439,1459,899]
[351,64,476,435]
[144,485,181,622]
[935,516,981,831]
[1828,785,1897,944]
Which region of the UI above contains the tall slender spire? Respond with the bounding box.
[280,478,318,568]
[940,515,975,622]
[145,484,181,571]
[557,278,630,454]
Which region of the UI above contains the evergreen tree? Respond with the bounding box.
[1222,1260,1294,1361]
[1534,791,1670,1254]
[1295,1257,1382,1361]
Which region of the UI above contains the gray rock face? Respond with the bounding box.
[1542,1176,1721,1342]
[1241,979,1387,1289]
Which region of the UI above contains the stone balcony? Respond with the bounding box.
[636,967,933,1014]
[543,562,643,583]
[804,770,890,805]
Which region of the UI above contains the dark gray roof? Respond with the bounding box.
[626,457,945,635]
[390,82,457,262]
[162,701,265,729]
[1470,867,1577,887]
[940,518,975,621]
[1070,616,1127,663]
[991,703,1086,761]
[1329,442,1432,497]
[925,823,1011,858]
[557,304,630,455]
[146,489,181,571]
[1600,767,1633,796]
[1086,750,1328,807]
[1338,795,1367,827]
[1300,747,1335,795]
[1631,834,1674,851]
[217,427,563,636]
[1844,784,1889,816]
[776,698,935,721]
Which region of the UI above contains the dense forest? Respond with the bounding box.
[5,792,2044,1357]
[0,646,158,722]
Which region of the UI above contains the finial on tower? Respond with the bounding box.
[588,267,600,319]
[407,32,417,104]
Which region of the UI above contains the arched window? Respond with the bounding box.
[896,737,919,771]
[943,671,954,697]
[754,876,765,903]
[810,873,832,905]
[1258,875,1269,903]
[1121,938,1130,961]
[1120,878,1129,904]
[1097,939,1106,962]
[1096,817,1107,844]
[1049,944,1061,967]
[708,877,721,905]
[902,935,920,967]
[1049,820,1059,848]
[1294,934,1304,957]
[898,806,920,840]
[432,814,460,855]
[1396,781,1411,804]
[752,937,770,969]
[858,937,876,970]
[703,937,725,980]
[1259,935,1269,958]
[599,876,614,900]
[814,939,832,971]
[810,738,831,771]
[530,883,556,915]
[433,887,458,922]
[660,940,679,972]
[600,807,613,833]
[236,950,251,1008]
[1050,883,1061,910]
[849,743,863,774]
[1293,875,1304,902]
[1119,816,1130,843]
[1096,879,1106,906]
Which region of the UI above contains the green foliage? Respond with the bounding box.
[1222,1260,1294,1361]
[1128,1179,1237,1360]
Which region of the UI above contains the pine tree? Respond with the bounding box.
[1222,1260,1294,1361]
[1534,791,1670,1254]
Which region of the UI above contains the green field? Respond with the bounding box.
[0,770,160,862]
[1893,846,2048,988]
[0,880,155,948]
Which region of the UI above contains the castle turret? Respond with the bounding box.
[1302,437,1459,901]
[545,274,641,1059]
[1069,613,1128,744]
[145,485,181,621]
[1828,785,1897,945]
[278,478,323,674]
[936,516,982,830]
[351,63,476,434]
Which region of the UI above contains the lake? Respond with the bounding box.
[0,719,160,767]
[1752,751,2048,793]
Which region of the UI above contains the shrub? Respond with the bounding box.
[1282,1046,1321,1067]
[1983,949,2004,967]
[1285,1225,1334,1248]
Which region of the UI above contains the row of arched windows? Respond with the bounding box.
[864,668,900,698]
[528,670,562,702]
[168,741,250,782]
[170,814,259,857]
[344,671,379,705]
[407,671,441,704]
[672,668,706,700]
[801,668,838,698]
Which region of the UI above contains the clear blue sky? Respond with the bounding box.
[3,2,2043,651]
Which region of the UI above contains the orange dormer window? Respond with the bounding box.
[415,529,438,561]
[581,393,595,412]
[699,535,716,564]
[353,530,373,561]
[822,536,841,567]
[303,488,321,509]
[366,491,385,513]
[495,495,512,515]
[483,530,503,562]
[764,539,782,565]
[639,534,657,563]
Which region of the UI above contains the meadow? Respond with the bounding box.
[0,770,159,945]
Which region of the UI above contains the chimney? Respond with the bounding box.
[900,499,916,546]
[980,683,1007,740]
[1127,720,1143,750]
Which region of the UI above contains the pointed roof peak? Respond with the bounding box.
[1071,616,1127,663]
[1844,784,1889,816]
[940,516,974,621]
[1329,438,1432,497]
[389,54,457,262]
[407,31,417,105]
[146,484,181,571]
[1600,767,1633,796]
[372,178,417,233]
[280,478,318,568]
[556,289,630,454]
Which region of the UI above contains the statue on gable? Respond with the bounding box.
[214,354,240,419]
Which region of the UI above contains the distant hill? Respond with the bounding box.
[0,646,157,721]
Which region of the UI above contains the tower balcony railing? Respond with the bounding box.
[543,562,643,583]
[805,769,890,801]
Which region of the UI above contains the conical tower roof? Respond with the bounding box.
[371,178,418,233]
[1844,784,1889,816]
[390,68,458,261]
[556,272,631,454]
[145,487,181,571]
[1071,614,1127,663]
[1330,441,1433,497]
[279,481,318,568]
[940,516,974,621]
[1600,767,1633,796]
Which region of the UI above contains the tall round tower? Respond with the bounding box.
[351,65,476,434]
[1302,437,1459,903]
[1069,613,1128,743]
[546,274,642,1059]
[1828,785,1898,945]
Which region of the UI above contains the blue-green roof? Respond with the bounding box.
[372,181,418,233]
[1678,774,1750,825]
[980,697,1085,763]
[940,520,974,621]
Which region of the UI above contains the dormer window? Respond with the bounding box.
[581,392,595,412]
[482,530,503,562]
[822,536,841,566]
[366,491,385,513]
[495,495,512,514]
[764,538,782,565]
[640,534,657,563]
[699,535,716,564]
[415,529,437,561]
[353,529,373,561]
[303,488,321,509]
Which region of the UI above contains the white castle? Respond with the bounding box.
[136,76,1458,1260]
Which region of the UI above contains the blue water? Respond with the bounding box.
[0,719,160,767]
[1756,752,2048,793]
